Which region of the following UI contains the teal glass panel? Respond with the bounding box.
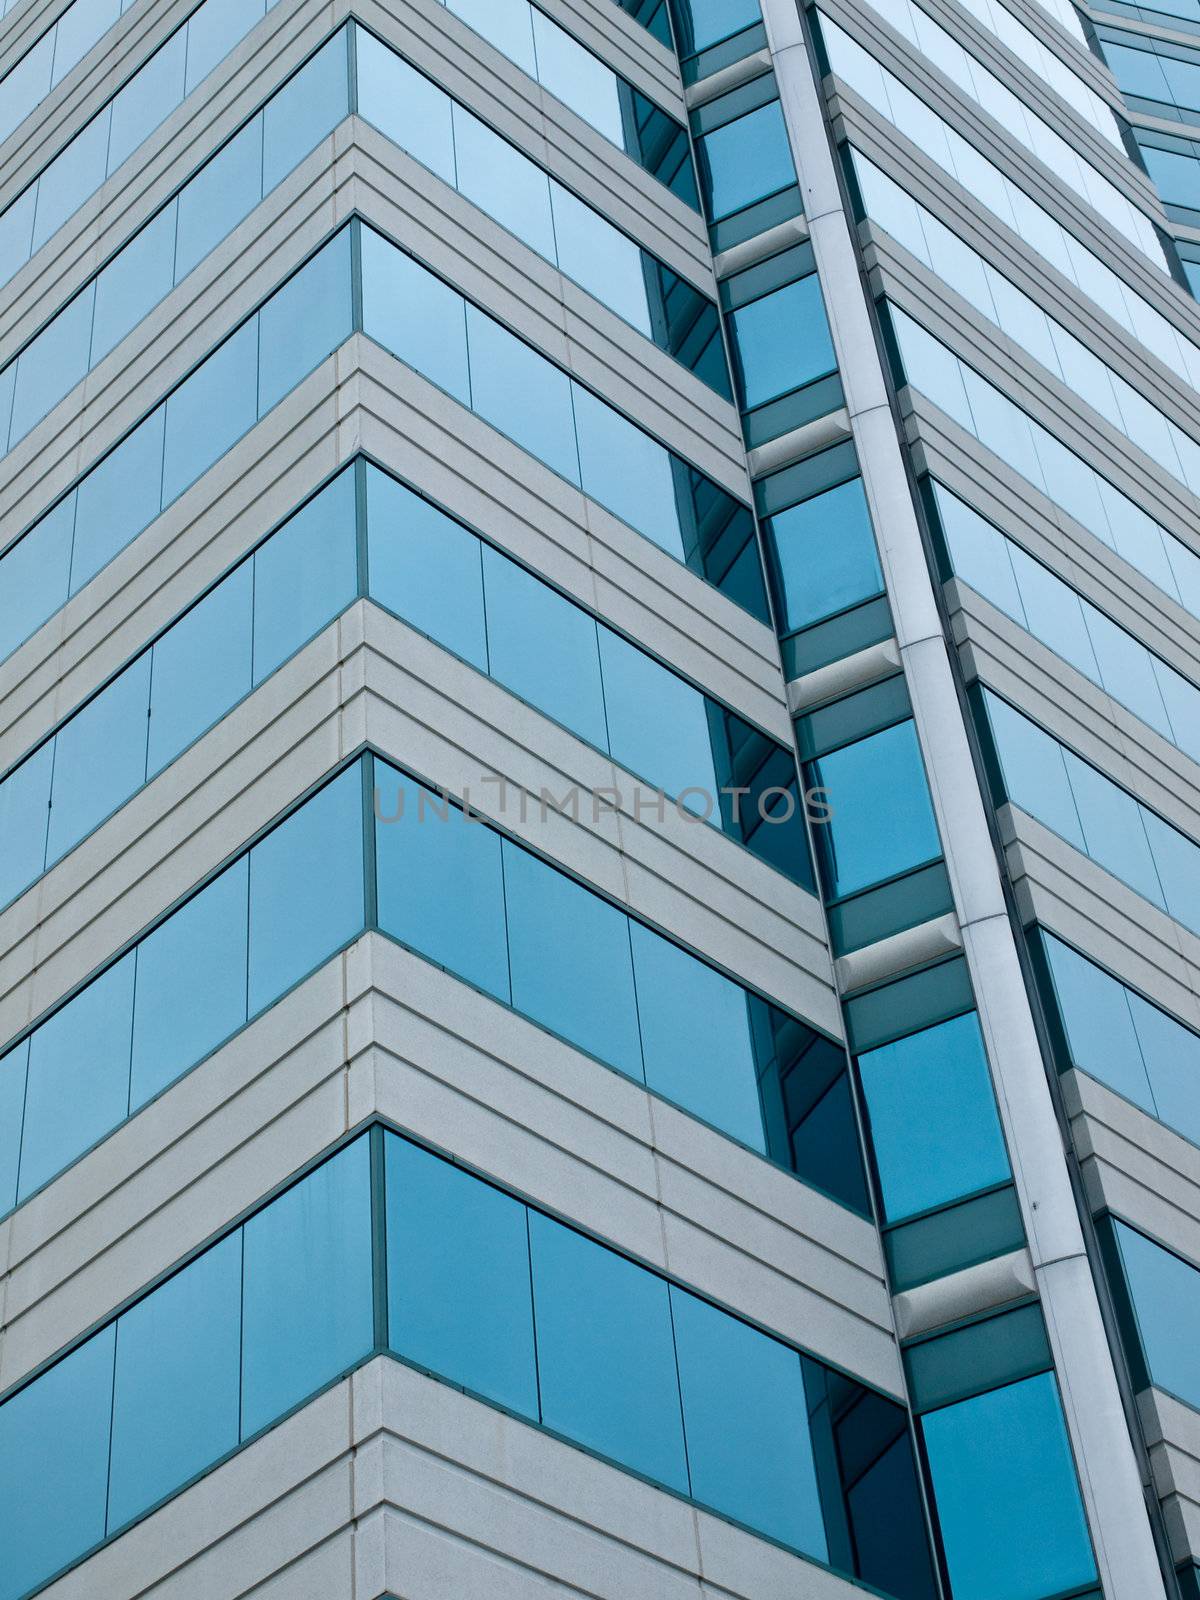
[173,119,264,282]
[0,739,52,909]
[360,227,470,404]
[70,408,164,593]
[1127,991,1200,1144]
[251,463,359,683]
[528,1210,689,1491]
[571,382,684,558]
[857,1013,1011,1222]
[386,1136,538,1415]
[107,1233,242,1529]
[374,766,511,1002]
[129,858,249,1111]
[481,544,607,747]
[161,320,259,505]
[503,841,643,1079]
[1115,1221,1200,1403]
[597,626,718,800]
[240,1136,374,1436]
[1041,934,1155,1114]
[354,32,456,186]
[9,281,94,443]
[247,765,365,1013]
[261,31,348,192]
[921,1372,1096,1600]
[671,1285,826,1555]
[147,563,253,776]
[698,102,794,220]
[365,467,489,672]
[465,306,581,485]
[0,1042,28,1214]
[629,921,765,1149]
[1064,751,1164,909]
[257,228,354,414]
[18,953,135,1199]
[766,477,882,632]
[810,721,941,898]
[0,494,74,659]
[108,30,186,174]
[673,0,762,53]
[0,1326,114,1600]
[45,652,151,863]
[982,692,1085,850]
[91,205,178,364]
[730,275,836,409]
[452,104,557,260]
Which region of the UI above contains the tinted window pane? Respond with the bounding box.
[355,32,456,186]
[571,382,683,557]
[629,921,764,1149]
[0,1327,114,1600]
[130,858,249,1111]
[261,31,348,191]
[550,182,652,336]
[444,0,537,75]
[386,1137,537,1415]
[699,103,794,220]
[481,545,607,747]
[186,0,263,93]
[252,464,359,683]
[241,1137,374,1435]
[71,409,165,594]
[1064,751,1164,909]
[91,205,178,364]
[247,765,365,1013]
[1128,991,1200,1145]
[10,282,94,443]
[174,119,264,282]
[983,693,1085,850]
[360,228,470,404]
[922,1373,1096,1600]
[767,478,883,632]
[1115,1220,1200,1404]
[465,306,581,485]
[1041,934,1154,1113]
[811,721,940,898]
[731,276,836,409]
[1,495,75,660]
[19,953,135,1199]
[161,321,259,506]
[0,740,53,909]
[671,1286,826,1555]
[857,1013,1011,1222]
[374,767,510,1002]
[365,468,488,672]
[147,563,253,776]
[108,30,186,174]
[1142,808,1200,932]
[0,1042,28,1214]
[530,9,624,144]
[257,229,354,415]
[452,104,556,260]
[529,1211,689,1491]
[674,0,762,52]
[46,653,151,863]
[108,1233,241,1529]
[503,842,643,1078]
[597,627,718,801]
[32,111,110,252]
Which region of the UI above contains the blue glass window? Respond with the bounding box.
[809,721,941,899]
[731,275,837,409]
[529,1210,690,1490]
[107,1233,242,1529]
[857,1013,1010,1222]
[71,409,165,595]
[161,322,259,506]
[240,1138,374,1435]
[147,564,253,776]
[921,1373,1096,1600]
[698,103,795,221]
[0,740,52,909]
[466,305,581,485]
[386,1136,538,1415]
[766,476,883,633]
[1112,1220,1200,1406]
[359,228,470,404]
[0,1043,27,1214]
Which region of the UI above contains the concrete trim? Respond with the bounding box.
[833,911,962,993]
[760,2,1167,1591]
[0,935,894,1395]
[787,635,900,713]
[893,1246,1036,1338]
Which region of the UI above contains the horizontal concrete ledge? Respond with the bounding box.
[747,408,852,478]
[893,1248,1036,1339]
[0,934,898,1396]
[685,48,773,109]
[40,1358,883,1600]
[834,912,962,995]
[713,213,810,280]
[788,636,900,714]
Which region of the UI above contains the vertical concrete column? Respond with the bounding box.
[756,2,1166,1593]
